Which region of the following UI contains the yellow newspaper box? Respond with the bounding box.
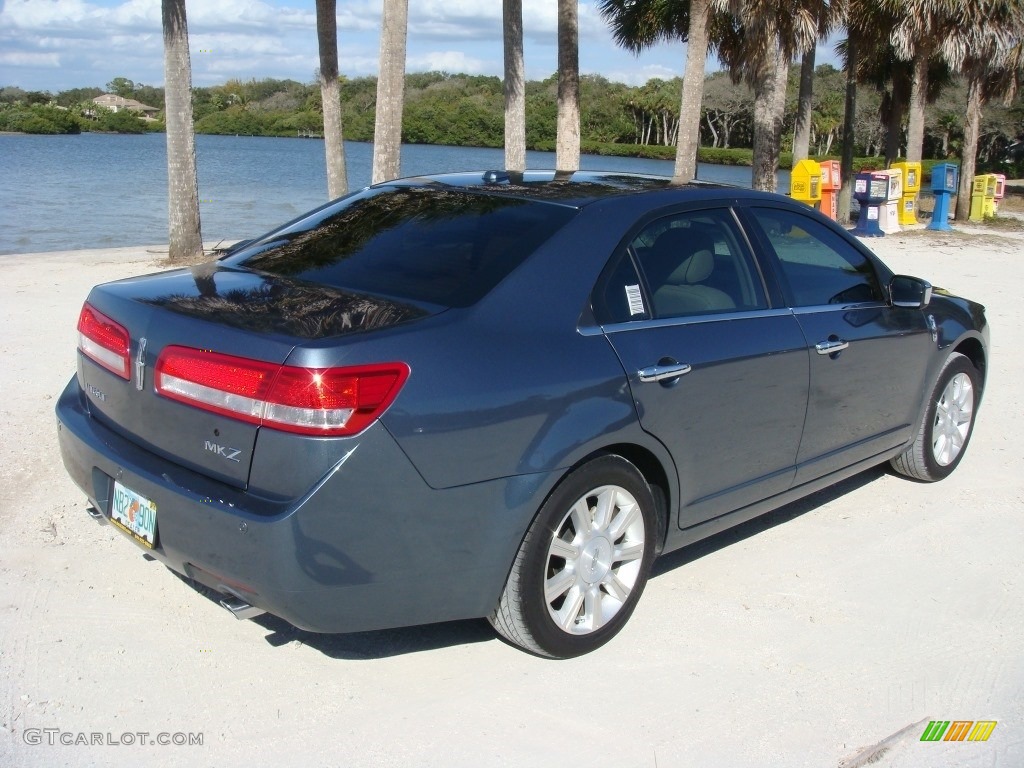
[892,161,921,225]
[969,174,997,221]
[791,159,822,209]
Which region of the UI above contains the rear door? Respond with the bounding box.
[741,205,934,484]
[596,207,809,528]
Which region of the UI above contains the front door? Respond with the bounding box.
[743,205,934,484]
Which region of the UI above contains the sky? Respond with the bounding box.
[0,0,841,94]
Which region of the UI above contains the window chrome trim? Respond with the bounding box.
[580,306,796,336]
[789,301,888,315]
[579,300,889,337]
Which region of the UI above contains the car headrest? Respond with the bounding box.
[650,228,716,286]
[668,249,714,285]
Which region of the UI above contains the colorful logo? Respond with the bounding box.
[920,721,997,742]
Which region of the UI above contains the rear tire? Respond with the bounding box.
[891,352,980,481]
[489,455,657,658]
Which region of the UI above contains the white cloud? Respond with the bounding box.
[407,51,489,75]
[0,0,697,92]
[0,51,62,68]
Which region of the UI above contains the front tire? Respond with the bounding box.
[891,352,980,481]
[489,455,658,658]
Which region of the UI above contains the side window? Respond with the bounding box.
[632,210,767,319]
[592,250,649,325]
[750,207,883,307]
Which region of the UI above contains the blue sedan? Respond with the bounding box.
[56,171,988,657]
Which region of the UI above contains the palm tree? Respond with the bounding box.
[556,0,581,172]
[950,10,1024,219]
[372,0,408,184]
[717,0,818,191]
[161,0,203,264]
[881,0,967,164]
[792,2,843,163]
[317,0,347,199]
[503,0,526,172]
[598,0,726,183]
[836,31,858,224]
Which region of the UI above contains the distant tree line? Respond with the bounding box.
[2,67,1022,176]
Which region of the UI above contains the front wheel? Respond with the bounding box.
[489,455,658,658]
[891,352,980,481]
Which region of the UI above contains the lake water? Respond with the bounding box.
[0,132,788,255]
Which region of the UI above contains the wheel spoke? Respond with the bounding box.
[592,488,614,531]
[556,586,585,631]
[545,568,575,603]
[584,588,603,631]
[614,540,644,563]
[549,535,579,563]
[602,571,631,603]
[607,501,640,542]
[569,498,591,536]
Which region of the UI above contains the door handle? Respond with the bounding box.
[638,363,692,383]
[815,338,849,355]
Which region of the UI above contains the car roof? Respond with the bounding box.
[378,170,776,208]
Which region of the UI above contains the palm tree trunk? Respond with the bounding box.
[792,47,815,164]
[503,0,526,172]
[954,75,984,221]
[751,45,788,192]
[161,0,203,264]
[837,35,858,225]
[673,0,711,182]
[556,0,580,172]
[372,0,408,184]
[883,71,910,166]
[317,0,347,199]
[905,54,928,163]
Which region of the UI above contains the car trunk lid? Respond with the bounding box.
[76,263,432,489]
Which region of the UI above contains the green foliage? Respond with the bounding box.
[107,77,135,98]
[194,106,265,135]
[54,87,104,107]
[5,65,1021,172]
[700,147,755,166]
[93,106,147,133]
[0,104,81,134]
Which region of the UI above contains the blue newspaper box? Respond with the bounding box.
[851,172,888,237]
[928,163,959,231]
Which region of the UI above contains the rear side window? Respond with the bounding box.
[225,187,577,308]
[632,209,767,319]
[749,207,883,306]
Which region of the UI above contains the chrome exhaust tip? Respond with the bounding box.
[219,594,265,621]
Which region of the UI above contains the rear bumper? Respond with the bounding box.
[56,377,544,633]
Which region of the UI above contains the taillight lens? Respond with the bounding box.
[77,303,130,379]
[155,345,409,436]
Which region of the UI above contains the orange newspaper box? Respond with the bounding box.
[818,160,841,221]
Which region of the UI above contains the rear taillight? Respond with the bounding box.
[77,303,130,379]
[154,345,409,436]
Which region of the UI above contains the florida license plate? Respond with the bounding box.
[110,481,158,549]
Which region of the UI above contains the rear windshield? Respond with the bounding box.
[224,186,577,308]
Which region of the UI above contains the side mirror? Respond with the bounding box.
[890,275,933,309]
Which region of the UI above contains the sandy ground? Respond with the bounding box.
[1,225,1022,768]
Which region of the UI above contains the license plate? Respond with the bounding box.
[110,481,158,549]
